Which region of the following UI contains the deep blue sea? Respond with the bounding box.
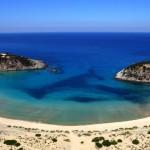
[0,32,150,125]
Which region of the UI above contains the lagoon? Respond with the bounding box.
[0,33,150,125]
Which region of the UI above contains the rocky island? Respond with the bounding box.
[0,53,47,71]
[116,61,150,83]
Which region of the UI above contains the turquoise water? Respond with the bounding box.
[0,33,150,125]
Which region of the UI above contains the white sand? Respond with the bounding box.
[0,116,150,131]
[0,117,150,150]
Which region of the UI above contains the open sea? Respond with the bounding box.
[0,32,150,125]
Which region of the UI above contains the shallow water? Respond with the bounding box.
[0,33,150,125]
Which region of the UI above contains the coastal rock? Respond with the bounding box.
[0,53,47,71]
[116,61,150,83]
[48,66,63,74]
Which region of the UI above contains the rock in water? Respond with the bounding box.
[0,53,47,71]
[115,61,150,83]
[48,66,63,74]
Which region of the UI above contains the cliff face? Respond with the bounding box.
[0,53,47,71]
[116,61,150,83]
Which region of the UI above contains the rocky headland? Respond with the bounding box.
[0,53,47,71]
[116,61,150,83]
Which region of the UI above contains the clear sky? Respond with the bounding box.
[0,0,150,32]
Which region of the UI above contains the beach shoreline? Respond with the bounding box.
[0,116,150,149]
[0,116,150,131]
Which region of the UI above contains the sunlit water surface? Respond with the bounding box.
[0,33,150,125]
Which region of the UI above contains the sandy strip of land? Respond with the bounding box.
[0,116,150,131]
[0,117,150,150]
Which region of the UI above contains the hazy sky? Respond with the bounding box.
[0,0,150,32]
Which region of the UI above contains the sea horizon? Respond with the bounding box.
[0,31,150,34]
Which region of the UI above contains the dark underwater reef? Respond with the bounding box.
[19,69,150,104]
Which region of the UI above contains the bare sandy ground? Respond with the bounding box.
[0,117,150,150]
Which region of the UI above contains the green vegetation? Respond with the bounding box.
[92,137,122,148]
[52,138,57,142]
[82,133,91,136]
[121,131,131,135]
[4,139,21,149]
[117,139,122,143]
[102,140,111,147]
[17,148,23,150]
[117,61,150,82]
[64,139,70,142]
[0,54,33,67]
[15,142,21,147]
[132,139,140,145]
[92,136,105,142]
[110,140,117,145]
[0,53,46,72]
[12,55,33,66]
[95,142,103,148]
[4,140,17,146]
[35,133,41,137]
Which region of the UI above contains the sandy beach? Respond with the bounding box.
[0,117,150,150]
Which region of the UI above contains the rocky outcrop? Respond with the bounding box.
[0,53,47,71]
[116,61,150,83]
